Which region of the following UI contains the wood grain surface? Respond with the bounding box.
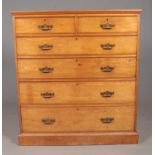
[19,81,135,105]
[21,106,135,132]
[17,36,137,55]
[12,10,141,145]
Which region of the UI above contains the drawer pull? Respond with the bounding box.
[41,92,55,98]
[38,24,53,31]
[42,118,55,125]
[101,43,115,50]
[100,23,115,29]
[100,66,114,72]
[39,44,53,50]
[39,66,54,73]
[100,117,114,123]
[101,91,114,97]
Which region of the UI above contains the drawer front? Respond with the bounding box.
[15,17,75,33]
[18,58,136,79]
[21,106,135,132]
[16,36,137,55]
[78,16,137,33]
[19,81,135,105]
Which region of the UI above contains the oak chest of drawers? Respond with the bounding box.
[12,10,142,145]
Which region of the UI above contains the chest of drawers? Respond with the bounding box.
[11,10,142,145]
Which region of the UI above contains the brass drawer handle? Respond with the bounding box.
[39,66,54,73]
[41,92,54,98]
[42,118,55,125]
[39,44,53,50]
[100,117,114,123]
[100,66,114,72]
[101,91,114,97]
[100,23,115,29]
[38,24,53,31]
[101,43,115,50]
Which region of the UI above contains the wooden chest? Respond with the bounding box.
[11,10,142,145]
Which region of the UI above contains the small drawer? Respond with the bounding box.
[16,36,137,55]
[19,81,135,105]
[78,16,137,33]
[18,58,136,79]
[21,106,135,132]
[15,17,75,33]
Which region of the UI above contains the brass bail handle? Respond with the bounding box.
[100,117,114,123]
[100,66,114,72]
[100,91,114,97]
[101,43,115,50]
[100,23,115,29]
[42,118,55,125]
[41,92,55,98]
[39,44,53,50]
[39,66,54,73]
[38,24,53,31]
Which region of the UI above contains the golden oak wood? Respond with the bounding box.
[11,9,142,16]
[12,16,24,133]
[15,17,75,34]
[17,54,137,59]
[16,32,138,37]
[19,78,136,82]
[78,16,138,33]
[19,132,138,145]
[21,106,135,132]
[17,58,136,79]
[19,81,135,105]
[134,14,140,131]
[16,36,137,55]
[12,10,141,145]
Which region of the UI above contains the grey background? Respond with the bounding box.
[3,0,152,155]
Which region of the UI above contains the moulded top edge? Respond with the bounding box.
[11,9,142,16]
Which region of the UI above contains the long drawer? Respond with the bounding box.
[16,36,137,55]
[19,81,135,105]
[15,17,75,34]
[21,106,135,132]
[18,58,136,79]
[78,16,137,33]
